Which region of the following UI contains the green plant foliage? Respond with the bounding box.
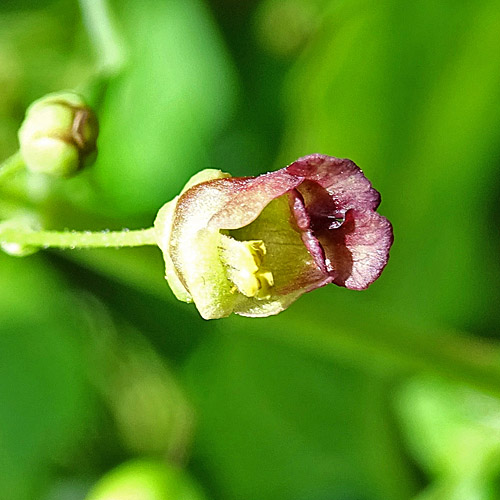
[0,255,91,500]
[2,0,500,499]
[83,0,237,216]
[280,0,500,329]
[184,327,419,500]
[396,377,500,500]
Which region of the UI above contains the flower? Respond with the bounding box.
[18,92,99,177]
[154,154,393,320]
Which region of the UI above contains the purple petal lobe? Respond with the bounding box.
[286,154,381,213]
[317,209,394,290]
[288,188,332,277]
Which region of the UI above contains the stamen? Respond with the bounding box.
[219,234,274,299]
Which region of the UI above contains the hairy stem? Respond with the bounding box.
[0,226,157,250]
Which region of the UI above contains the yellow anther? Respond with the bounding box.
[255,271,274,300]
[219,234,274,299]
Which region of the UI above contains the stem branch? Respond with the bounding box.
[79,0,126,76]
[0,152,25,184]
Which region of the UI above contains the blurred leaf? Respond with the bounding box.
[280,0,500,330]
[253,0,319,58]
[256,294,500,398]
[0,1,91,153]
[396,377,500,499]
[56,241,500,400]
[54,245,213,361]
[75,0,237,216]
[86,310,194,461]
[0,255,92,500]
[184,325,419,500]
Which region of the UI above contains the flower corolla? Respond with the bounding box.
[154,154,393,319]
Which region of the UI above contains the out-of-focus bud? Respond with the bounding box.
[85,459,207,500]
[154,154,394,320]
[0,213,41,257]
[18,91,99,177]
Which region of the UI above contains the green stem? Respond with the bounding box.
[0,152,25,184]
[78,0,127,105]
[0,226,157,249]
[78,0,126,76]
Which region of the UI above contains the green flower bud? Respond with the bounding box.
[0,214,41,257]
[85,459,207,500]
[18,91,99,177]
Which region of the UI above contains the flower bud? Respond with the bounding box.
[85,459,207,500]
[154,154,394,320]
[18,91,99,177]
[0,213,41,257]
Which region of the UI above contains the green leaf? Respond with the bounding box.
[396,377,500,499]
[280,0,500,329]
[79,0,237,216]
[0,255,92,500]
[184,324,419,500]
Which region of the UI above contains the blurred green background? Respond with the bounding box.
[2,0,500,499]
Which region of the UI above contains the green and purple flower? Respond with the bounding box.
[155,154,393,319]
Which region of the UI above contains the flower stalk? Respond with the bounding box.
[0,226,157,250]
